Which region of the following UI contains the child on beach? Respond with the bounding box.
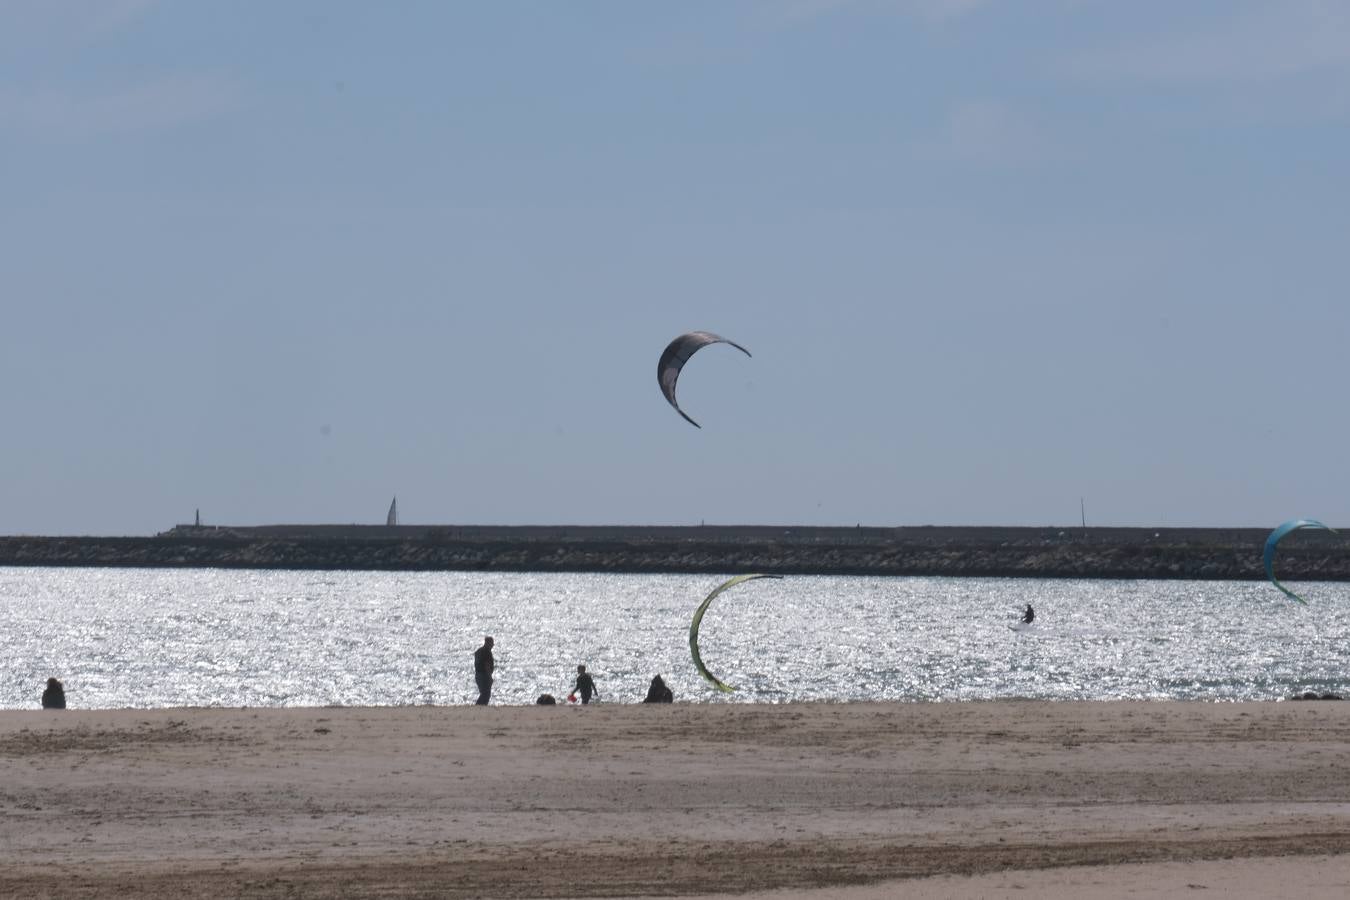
[571,665,600,704]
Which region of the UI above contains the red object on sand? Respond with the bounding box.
[568,694,577,703]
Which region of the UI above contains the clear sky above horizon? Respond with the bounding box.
[3,1,1348,536]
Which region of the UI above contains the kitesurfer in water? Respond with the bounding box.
[572,664,599,704]
[1022,604,1035,625]
[473,636,495,705]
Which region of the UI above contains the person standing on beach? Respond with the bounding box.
[572,664,599,704]
[474,636,495,705]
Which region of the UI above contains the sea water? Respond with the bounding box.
[2,567,1347,709]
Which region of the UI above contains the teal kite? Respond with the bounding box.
[1263,518,1336,604]
[689,574,782,692]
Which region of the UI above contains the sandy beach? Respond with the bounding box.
[2,701,1348,898]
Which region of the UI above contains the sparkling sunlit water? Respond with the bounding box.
[2,567,1348,708]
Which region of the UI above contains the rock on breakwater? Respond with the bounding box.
[0,524,1347,581]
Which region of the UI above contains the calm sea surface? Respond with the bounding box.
[3,567,1348,709]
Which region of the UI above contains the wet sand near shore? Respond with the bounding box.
[2,701,1348,898]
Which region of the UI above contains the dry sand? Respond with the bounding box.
[2,701,1348,898]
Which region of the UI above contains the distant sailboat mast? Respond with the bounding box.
[387,497,398,527]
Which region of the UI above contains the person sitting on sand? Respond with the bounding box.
[643,674,674,704]
[572,665,600,705]
[41,677,66,710]
[1022,604,1035,625]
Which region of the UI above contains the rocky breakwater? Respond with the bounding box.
[1,525,1348,581]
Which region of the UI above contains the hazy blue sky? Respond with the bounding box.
[3,1,1348,535]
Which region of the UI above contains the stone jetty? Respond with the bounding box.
[0,524,1347,581]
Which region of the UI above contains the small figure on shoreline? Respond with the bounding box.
[643,674,674,703]
[42,677,66,710]
[571,664,599,704]
[474,636,495,705]
[1022,604,1035,625]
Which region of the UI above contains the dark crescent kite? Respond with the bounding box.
[689,573,782,692]
[657,331,752,428]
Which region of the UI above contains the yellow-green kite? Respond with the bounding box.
[689,573,782,692]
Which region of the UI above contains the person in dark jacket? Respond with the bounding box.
[1022,604,1035,625]
[473,636,495,705]
[643,674,673,703]
[41,677,66,710]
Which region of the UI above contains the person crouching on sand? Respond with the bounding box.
[643,674,673,703]
[42,677,65,710]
